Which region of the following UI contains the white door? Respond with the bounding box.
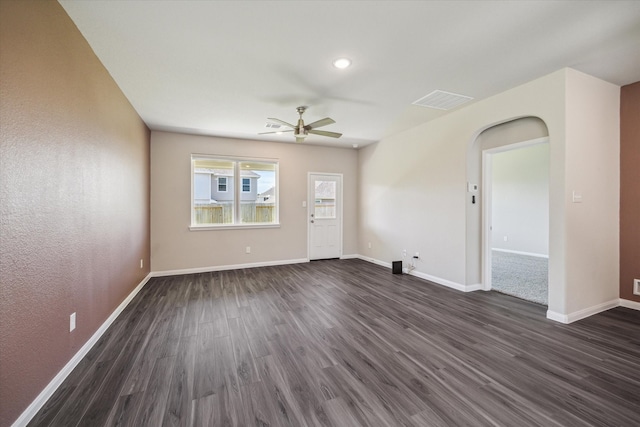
[308,173,342,260]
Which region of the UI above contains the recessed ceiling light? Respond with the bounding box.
[333,58,351,69]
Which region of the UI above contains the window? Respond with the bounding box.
[218,177,228,192]
[191,155,278,228]
[314,180,337,219]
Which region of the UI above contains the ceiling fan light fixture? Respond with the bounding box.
[332,58,351,69]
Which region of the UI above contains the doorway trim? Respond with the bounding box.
[481,136,549,291]
[307,172,343,261]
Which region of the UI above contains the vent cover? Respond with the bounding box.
[412,90,473,110]
[265,122,281,129]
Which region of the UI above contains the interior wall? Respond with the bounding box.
[620,81,640,303]
[563,69,620,314]
[466,117,549,283]
[359,68,620,320]
[491,143,549,255]
[150,131,358,272]
[0,2,150,426]
[359,72,565,294]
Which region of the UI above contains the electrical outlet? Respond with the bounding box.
[246,246,251,254]
[402,249,407,257]
[70,312,76,332]
[634,279,640,296]
[140,259,144,269]
[368,242,372,249]
[503,236,508,242]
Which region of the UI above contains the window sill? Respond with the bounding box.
[189,223,281,231]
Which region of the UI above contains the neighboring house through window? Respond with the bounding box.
[242,178,251,192]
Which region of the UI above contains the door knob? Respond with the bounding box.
[310,220,315,223]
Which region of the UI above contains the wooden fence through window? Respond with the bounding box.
[194,203,275,224]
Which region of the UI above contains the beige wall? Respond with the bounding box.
[359,68,620,321]
[563,69,620,314]
[359,70,566,293]
[150,131,358,272]
[620,82,640,303]
[0,1,150,426]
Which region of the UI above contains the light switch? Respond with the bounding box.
[302,201,307,208]
[572,191,583,203]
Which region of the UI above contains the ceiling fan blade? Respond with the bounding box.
[308,129,342,138]
[304,117,335,130]
[258,130,293,135]
[267,118,296,128]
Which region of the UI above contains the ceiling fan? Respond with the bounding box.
[259,106,342,143]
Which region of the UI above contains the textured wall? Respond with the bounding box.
[0,1,150,426]
[151,131,358,272]
[620,82,640,302]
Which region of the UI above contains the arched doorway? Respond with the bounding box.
[466,117,550,307]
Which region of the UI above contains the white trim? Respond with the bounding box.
[547,298,619,324]
[481,150,493,291]
[189,223,280,231]
[339,254,359,260]
[546,310,568,323]
[356,255,391,269]
[11,273,152,427]
[354,255,478,292]
[619,299,640,311]
[491,248,549,258]
[152,258,309,277]
[408,269,480,292]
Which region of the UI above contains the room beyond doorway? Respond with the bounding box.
[483,139,549,306]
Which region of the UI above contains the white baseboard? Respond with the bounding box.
[12,273,152,427]
[547,298,620,324]
[152,258,309,277]
[492,248,549,258]
[619,298,640,311]
[546,310,568,323]
[354,255,478,292]
[339,254,359,260]
[355,255,392,269]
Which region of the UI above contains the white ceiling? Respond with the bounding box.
[59,0,640,148]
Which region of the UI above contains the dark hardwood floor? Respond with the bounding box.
[28,259,640,426]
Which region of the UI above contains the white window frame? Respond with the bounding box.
[190,154,279,230]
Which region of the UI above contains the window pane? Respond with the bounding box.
[240,161,277,224]
[193,158,234,224]
[314,180,336,219]
[194,173,211,202]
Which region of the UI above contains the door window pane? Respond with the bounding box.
[314,180,336,219]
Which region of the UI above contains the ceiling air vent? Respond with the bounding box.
[265,122,281,129]
[412,90,473,110]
